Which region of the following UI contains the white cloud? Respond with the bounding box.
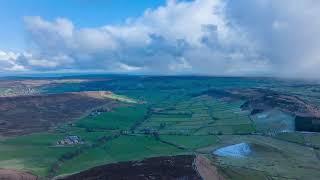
[0,51,19,60]
[16,0,264,75]
[169,57,192,72]
[1,0,319,78]
[0,51,26,71]
[227,0,320,78]
[117,63,143,72]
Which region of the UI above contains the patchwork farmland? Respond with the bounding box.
[0,76,320,179]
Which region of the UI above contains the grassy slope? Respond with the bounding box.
[57,135,185,175]
[2,77,320,179]
[0,133,77,176]
[0,105,149,177]
[76,105,147,130]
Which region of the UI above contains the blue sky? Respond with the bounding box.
[0,0,165,51]
[0,0,319,78]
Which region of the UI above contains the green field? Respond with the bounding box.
[77,105,147,131]
[159,134,219,150]
[1,76,320,179]
[57,135,185,175]
[0,89,242,178]
[0,133,77,176]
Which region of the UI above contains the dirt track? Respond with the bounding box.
[194,155,225,180]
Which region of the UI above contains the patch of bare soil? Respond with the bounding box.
[73,91,112,99]
[0,169,37,180]
[194,155,225,180]
[0,91,118,136]
[59,155,201,180]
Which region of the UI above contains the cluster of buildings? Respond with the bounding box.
[56,135,83,145]
[0,87,38,97]
[89,107,110,117]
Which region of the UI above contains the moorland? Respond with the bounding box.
[0,75,320,179]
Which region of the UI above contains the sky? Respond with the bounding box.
[0,0,319,78]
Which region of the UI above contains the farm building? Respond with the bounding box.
[57,135,83,145]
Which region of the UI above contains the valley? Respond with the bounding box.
[0,76,320,179]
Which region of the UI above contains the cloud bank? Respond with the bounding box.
[226,0,320,78]
[1,0,320,78]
